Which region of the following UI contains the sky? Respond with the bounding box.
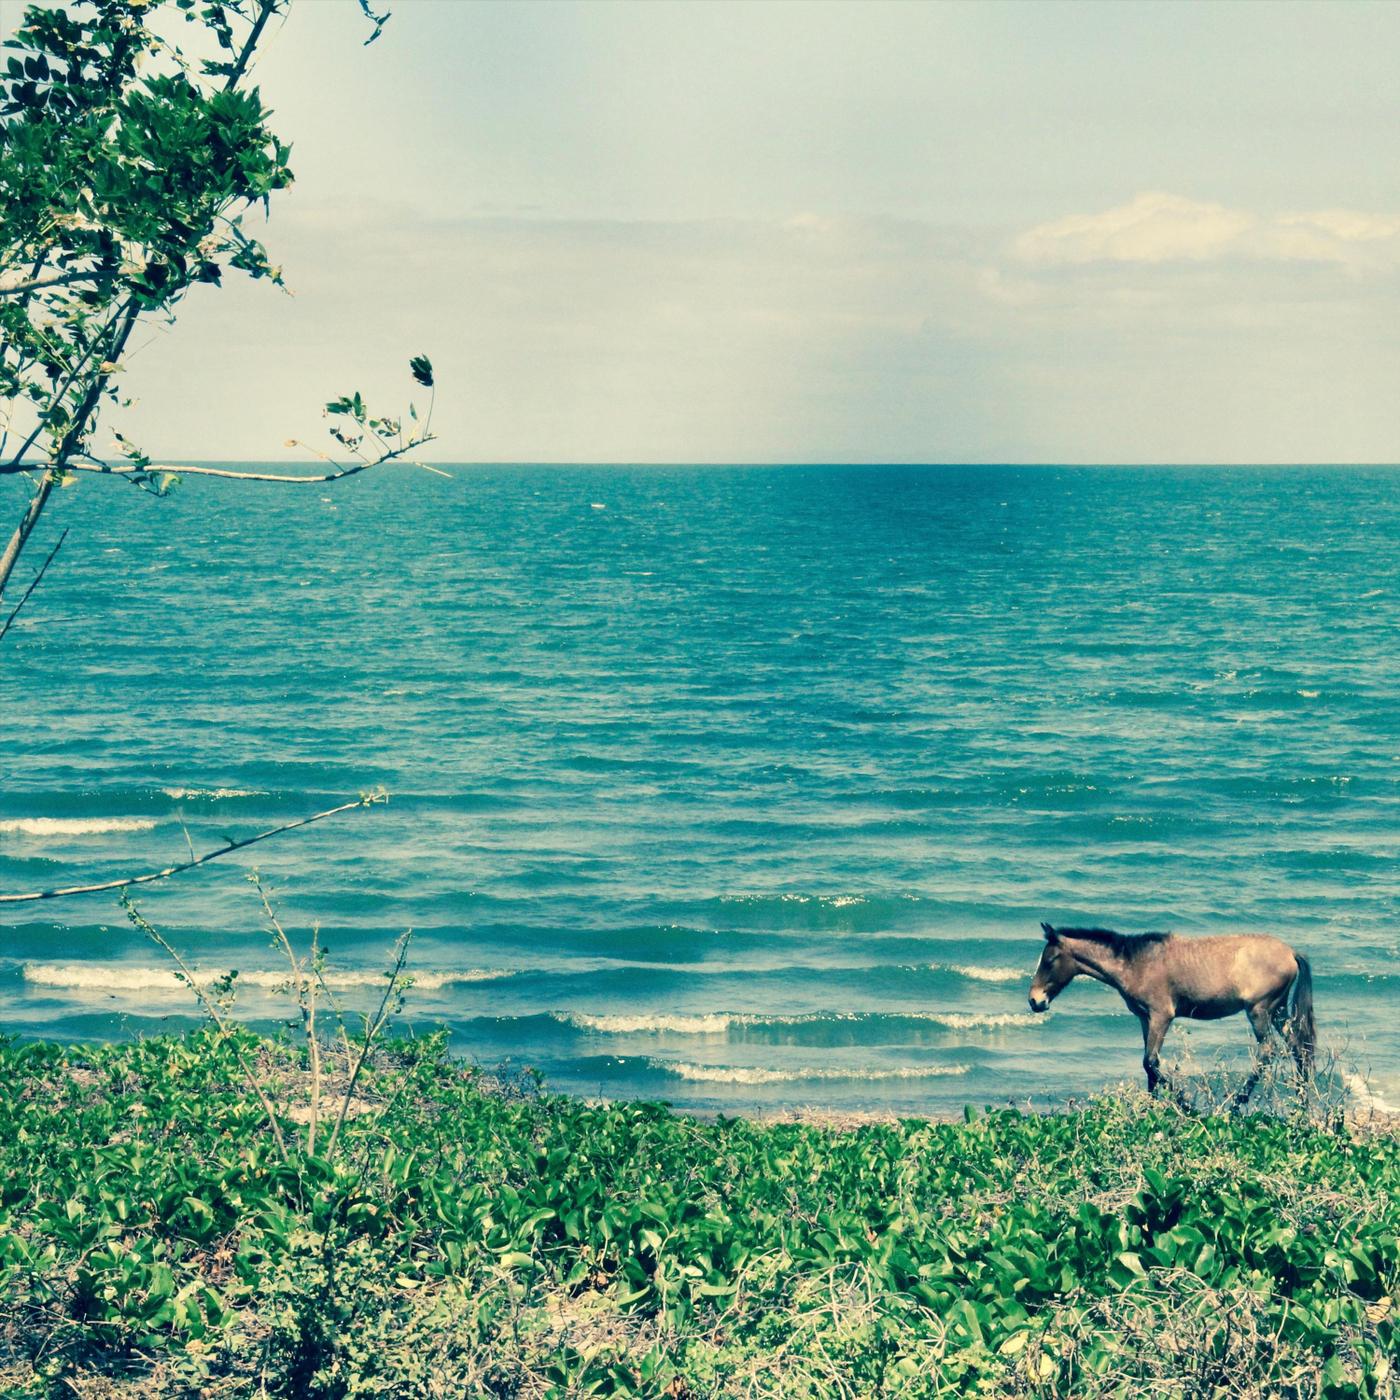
[35,0,1400,463]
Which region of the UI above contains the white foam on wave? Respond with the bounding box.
[1344,1072,1400,1116]
[161,787,263,800]
[661,1061,970,1085]
[562,1009,1040,1035]
[943,964,1025,984]
[913,1011,1040,1029]
[23,964,514,992]
[745,1010,1040,1032]
[0,817,156,837]
[566,1012,734,1035]
[412,969,516,989]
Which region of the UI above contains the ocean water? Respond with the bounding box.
[2,464,1398,1115]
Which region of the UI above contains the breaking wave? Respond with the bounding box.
[1344,1072,1400,1117]
[566,1012,735,1035]
[0,818,157,837]
[560,1009,1039,1035]
[660,1061,970,1085]
[161,787,264,800]
[22,963,514,992]
[940,965,1025,984]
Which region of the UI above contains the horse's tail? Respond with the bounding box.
[1286,953,1315,1079]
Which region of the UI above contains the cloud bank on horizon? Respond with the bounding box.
[1017,192,1400,269]
[93,1,1400,466]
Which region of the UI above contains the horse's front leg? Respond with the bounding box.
[1140,1010,1173,1098]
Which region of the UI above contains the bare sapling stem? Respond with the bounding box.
[307,928,322,1157]
[311,956,353,1052]
[326,930,412,1160]
[252,872,325,1156]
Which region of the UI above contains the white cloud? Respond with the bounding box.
[1261,209,1400,264]
[1281,209,1400,243]
[1016,192,1400,268]
[1015,193,1254,265]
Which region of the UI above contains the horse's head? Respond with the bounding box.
[1028,922,1077,1012]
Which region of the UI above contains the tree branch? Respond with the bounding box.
[56,437,439,484]
[0,792,385,904]
[0,267,112,299]
[0,471,58,603]
[224,0,280,91]
[0,298,142,596]
[0,526,67,643]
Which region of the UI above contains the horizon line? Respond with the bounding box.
[34,458,1400,470]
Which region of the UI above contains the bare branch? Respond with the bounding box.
[53,436,437,484]
[0,526,68,643]
[0,792,385,904]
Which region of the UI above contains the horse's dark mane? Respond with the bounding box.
[1055,926,1170,961]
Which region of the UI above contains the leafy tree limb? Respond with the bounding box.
[0,0,432,618]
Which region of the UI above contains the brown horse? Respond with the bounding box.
[1028,923,1314,1104]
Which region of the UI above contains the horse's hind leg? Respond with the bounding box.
[1231,1002,1278,1110]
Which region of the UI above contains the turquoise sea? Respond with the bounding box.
[2,465,1397,1114]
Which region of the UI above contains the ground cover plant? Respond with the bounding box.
[0,1028,1395,1398]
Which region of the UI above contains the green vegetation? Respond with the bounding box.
[0,1030,1394,1398]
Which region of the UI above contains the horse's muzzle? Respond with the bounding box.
[1028,994,1049,1014]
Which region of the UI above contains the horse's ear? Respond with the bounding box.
[1041,922,1058,941]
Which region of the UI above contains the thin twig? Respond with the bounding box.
[253,873,324,1157]
[307,926,322,1156]
[311,954,353,1049]
[0,527,68,642]
[326,930,411,1159]
[0,792,385,904]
